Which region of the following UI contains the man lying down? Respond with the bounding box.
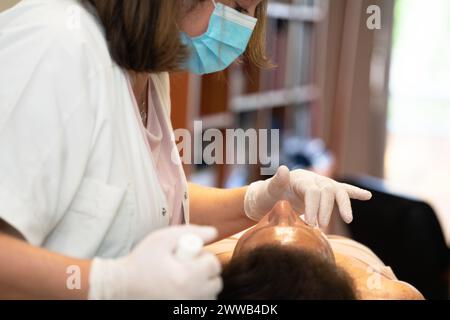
[205,200,424,300]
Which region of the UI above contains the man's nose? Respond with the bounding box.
[268,200,299,226]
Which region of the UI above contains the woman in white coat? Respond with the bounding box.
[0,0,372,299]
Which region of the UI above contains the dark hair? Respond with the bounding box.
[219,245,357,300]
[84,0,188,73]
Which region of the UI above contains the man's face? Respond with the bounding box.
[233,201,335,262]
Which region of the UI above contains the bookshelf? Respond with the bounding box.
[170,0,331,187]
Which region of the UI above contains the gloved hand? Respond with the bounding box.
[244,166,372,227]
[88,225,222,300]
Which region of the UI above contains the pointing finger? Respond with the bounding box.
[340,183,372,201]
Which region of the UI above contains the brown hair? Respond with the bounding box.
[84,0,270,73]
[84,0,188,73]
[244,0,271,68]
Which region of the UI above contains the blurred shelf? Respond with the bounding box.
[199,112,235,130]
[267,2,325,22]
[230,85,320,113]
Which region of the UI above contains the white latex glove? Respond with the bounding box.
[88,225,222,300]
[244,166,372,227]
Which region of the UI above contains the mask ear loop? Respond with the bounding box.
[210,0,226,61]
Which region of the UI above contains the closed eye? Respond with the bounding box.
[234,2,250,14]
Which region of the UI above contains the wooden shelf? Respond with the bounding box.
[230,85,320,113]
[199,112,235,130]
[267,2,325,22]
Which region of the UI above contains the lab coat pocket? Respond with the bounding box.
[43,177,127,259]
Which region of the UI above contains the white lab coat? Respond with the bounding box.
[0,0,189,259]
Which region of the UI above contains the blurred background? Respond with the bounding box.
[169,0,450,299]
[1,0,449,299]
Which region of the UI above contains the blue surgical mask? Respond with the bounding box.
[180,0,258,75]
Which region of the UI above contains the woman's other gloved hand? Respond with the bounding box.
[88,225,222,300]
[244,166,372,228]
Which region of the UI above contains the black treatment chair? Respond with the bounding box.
[340,175,449,300]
